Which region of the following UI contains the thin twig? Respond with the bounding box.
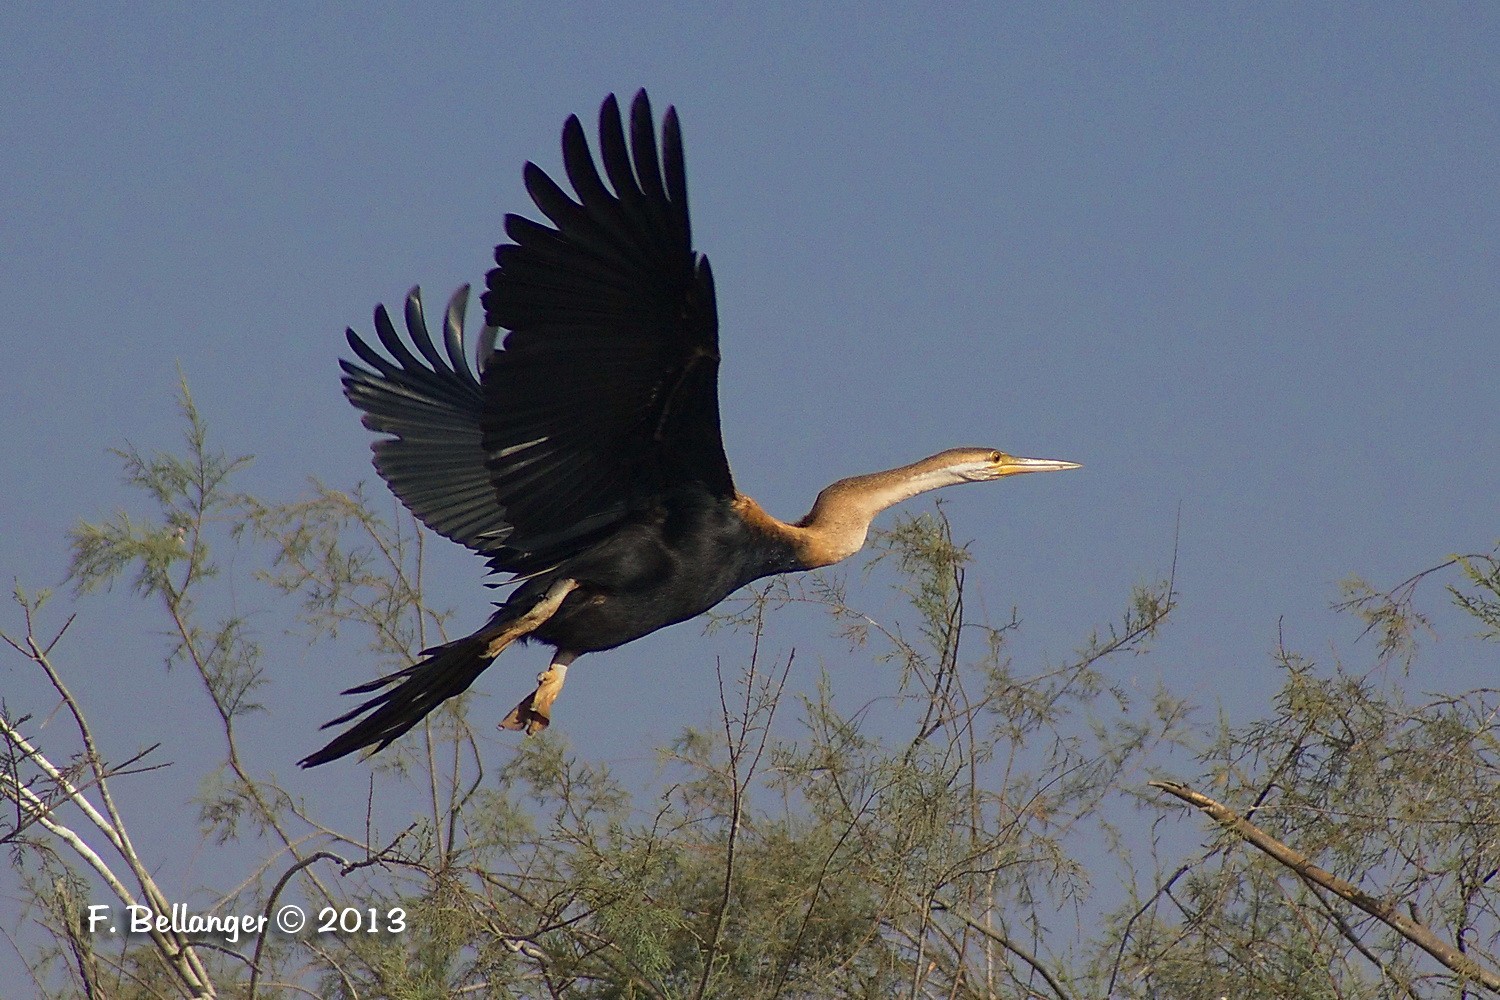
[929,895,1076,1000]
[248,851,348,1000]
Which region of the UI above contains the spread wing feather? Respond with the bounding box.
[478,90,732,569]
[341,286,512,553]
[340,90,730,580]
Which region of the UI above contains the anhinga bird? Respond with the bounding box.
[300,91,1079,767]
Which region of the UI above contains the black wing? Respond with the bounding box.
[341,286,510,553]
[478,90,732,572]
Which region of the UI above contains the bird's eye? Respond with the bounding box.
[989,451,1002,463]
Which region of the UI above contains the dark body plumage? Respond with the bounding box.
[302,91,1080,767]
[520,490,799,651]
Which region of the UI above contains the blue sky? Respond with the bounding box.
[3,2,1497,971]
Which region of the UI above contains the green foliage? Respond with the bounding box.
[69,379,252,600]
[1452,549,1500,639]
[5,387,1500,998]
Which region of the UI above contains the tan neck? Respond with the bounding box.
[735,456,971,570]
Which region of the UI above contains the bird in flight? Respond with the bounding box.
[301,91,1079,767]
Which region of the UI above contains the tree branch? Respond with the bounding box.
[1151,779,1500,995]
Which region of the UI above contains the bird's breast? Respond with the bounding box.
[526,498,799,653]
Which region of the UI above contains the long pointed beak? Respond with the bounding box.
[996,455,1083,476]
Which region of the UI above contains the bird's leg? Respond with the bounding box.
[500,650,579,735]
[489,579,580,735]
[482,578,578,659]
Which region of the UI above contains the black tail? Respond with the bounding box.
[299,630,497,767]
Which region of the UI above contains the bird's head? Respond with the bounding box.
[941,447,1082,482]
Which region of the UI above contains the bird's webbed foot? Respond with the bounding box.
[500,651,578,735]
